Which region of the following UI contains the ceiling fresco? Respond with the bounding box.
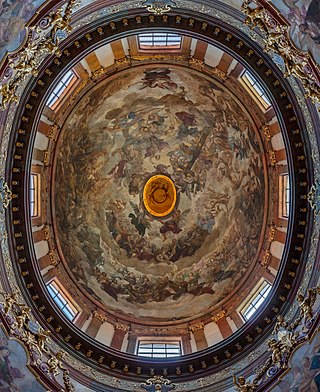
[54,66,266,321]
[0,0,44,59]
[272,0,320,62]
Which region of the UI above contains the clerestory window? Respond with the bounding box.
[138,33,182,49]
[241,71,271,110]
[240,280,272,321]
[30,173,40,218]
[280,174,290,218]
[137,340,182,358]
[46,70,77,110]
[47,280,78,321]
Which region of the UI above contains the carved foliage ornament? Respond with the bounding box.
[308,182,320,215]
[240,0,320,110]
[141,376,175,391]
[0,177,12,211]
[142,0,177,15]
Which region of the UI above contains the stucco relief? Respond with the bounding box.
[54,66,266,320]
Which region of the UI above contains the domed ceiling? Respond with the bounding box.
[54,65,266,321]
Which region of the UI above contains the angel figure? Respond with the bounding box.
[47,350,66,376]
[233,374,258,392]
[273,315,289,335]
[159,209,190,241]
[11,305,30,331]
[297,287,320,321]
[240,1,268,33]
[35,328,51,356]
[1,291,24,315]
[267,338,283,368]
[128,201,151,237]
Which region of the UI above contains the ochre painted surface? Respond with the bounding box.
[54,66,265,321]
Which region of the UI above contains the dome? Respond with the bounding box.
[53,65,266,322]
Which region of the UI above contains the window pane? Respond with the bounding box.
[46,70,76,109]
[47,281,77,321]
[241,282,272,321]
[242,71,271,109]
[139,33,181,48]
[137,341,181,358]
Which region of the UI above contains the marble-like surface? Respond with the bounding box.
[55,66,265,321]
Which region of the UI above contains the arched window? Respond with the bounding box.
[46,70,77,110]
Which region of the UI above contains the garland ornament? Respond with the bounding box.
[0,0,80,111]
[233,287,320,391]
[241,0,320,110]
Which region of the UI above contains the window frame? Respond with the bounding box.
[138,33,182,50]
[279,174,290,219]
[30,173,40,219]
[239,280,272,321]
[46,70,78,111]
[240,71,271,111]
[46,279,79,321]
[136,337,182,358]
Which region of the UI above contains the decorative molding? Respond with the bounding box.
[233,287,320,391]
[260,124,271,142]
[0,177,12,211]
[115,322,130,332]
[92,310,108,323]
[241,0,320,110]
[211,310,227,323]
[0,292,75,391]
[188,322,205,333]
[141,375,175,391]
[308,182,320,215]
[142,0,177,15]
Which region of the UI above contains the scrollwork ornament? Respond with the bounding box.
[141,375,175,391]
[308,182,320,215]
[142,0,176,15]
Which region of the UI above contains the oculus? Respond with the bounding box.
[143,174,177,217]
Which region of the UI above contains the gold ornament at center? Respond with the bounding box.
[143,175,177,217]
